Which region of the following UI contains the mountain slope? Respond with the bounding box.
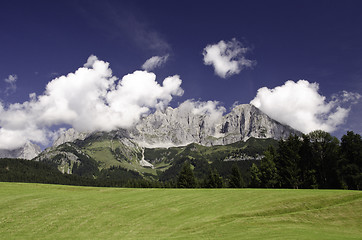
[52,103,300,149]
[35,130,156,178]
[31,103,299,180]
[0,142,41,160]
[130,103,300,147]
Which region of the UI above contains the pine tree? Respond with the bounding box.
[177,161,196,188]
[308,130,340,189]
[299,134,318,188]
[249,163,261,188]
[340,131,362,190]
[259,146,278,188]
[206,168,223,188]
[275,135,301,189]
[229,164,245,188]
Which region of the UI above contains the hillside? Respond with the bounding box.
[0,182,361,239]
[33,102,299,177]
[34,136,277,182]
[0,142,41,160]
[1,102,299,182]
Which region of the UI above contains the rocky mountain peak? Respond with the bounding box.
[53,128,89,147]
[50,103,300,150]
[0,141,41,160]
[129,103,300,147]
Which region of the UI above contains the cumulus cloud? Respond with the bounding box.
[4,74,17,94]
[0,55,183,150]
[250,80,361,133]
[141,55,169,71]
[178,99,226,124]
[177,100,226,139]
[83,54,98,68]
[203,38,256,78]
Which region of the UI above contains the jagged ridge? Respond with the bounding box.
[129,104,300,147]
[0,142,41,160]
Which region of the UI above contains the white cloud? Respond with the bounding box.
[141,55,169,71]
[4,74,17,94]
[203,38,256,78]
[179,99,225,116]
[0,55,183,150]
[83,54,98,68]
[331,91,361,104]
[178,99,226,124]
[4,74,17,84]
[250,80,360,133]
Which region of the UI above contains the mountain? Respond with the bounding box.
[36,130,145,176]
[52,104,300,149]
[0,142,41,160]
[30,103,300,181]
[53,128,89,147]
[35,142,93,174]
[129,104,300,147]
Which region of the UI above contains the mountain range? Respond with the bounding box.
[52,103,299,149]
[1,103,300,180]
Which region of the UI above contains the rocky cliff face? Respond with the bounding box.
[217,104,298,145]
[0,142,42,160]
[34,103,299,174]
[53,128,89,147]
[0,104,299,162]
[129,105,219,148]
[52,104,300,149]
[129,104,300,147]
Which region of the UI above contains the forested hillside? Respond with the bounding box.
[0,130,361,190]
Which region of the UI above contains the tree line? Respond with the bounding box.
[175,130,361,190]
[0,130,361,190]
[249,130,361,190]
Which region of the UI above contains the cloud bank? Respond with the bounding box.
[1,56,358,150]
[203,38,256,78]
[0,56,183,150]
[141,55,169,71]
[250,80,361,133]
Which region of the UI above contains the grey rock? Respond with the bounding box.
[52,104,300,150]
[34,142,87,174]
[0,141,42,160]
[129,104,300,147]
[53,128,89,147]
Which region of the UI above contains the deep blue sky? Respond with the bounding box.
[1,0,362,139]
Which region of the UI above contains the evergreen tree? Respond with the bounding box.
[249,163,261,188]
[339,131,362,190]
[275,135,302,189]
[229,163,245,188]
[205,168,223,188]
[308,130,340,189]
[299,134,318,188]
[177,161,196,188]
[259,146,278,188]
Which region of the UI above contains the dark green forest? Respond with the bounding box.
[249,130,362,190]
[0,130,361,190]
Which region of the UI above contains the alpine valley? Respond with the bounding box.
[1,104,300,182]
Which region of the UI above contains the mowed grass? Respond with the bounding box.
[0,182,361,239]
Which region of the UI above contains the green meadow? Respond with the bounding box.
[0,182,361,239]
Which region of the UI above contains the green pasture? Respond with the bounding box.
[0,182,361,239]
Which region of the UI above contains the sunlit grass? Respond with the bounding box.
[0,182,361,239]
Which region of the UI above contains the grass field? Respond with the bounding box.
[0,182,361,239]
